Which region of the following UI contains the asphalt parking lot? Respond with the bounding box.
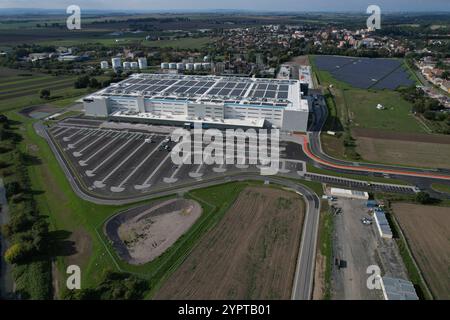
[49,124,306,197]
[304,173,416,195]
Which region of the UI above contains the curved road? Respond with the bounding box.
[307,100,450,182]
[35,121,320,300]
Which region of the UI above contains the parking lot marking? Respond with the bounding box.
[79,132,128,166]
[189,154,211,178]
[53,127,73,138]
[94,140,149,189]
[67,129,97,149]
[111,139,166,191]
[85,133,138,177]
[164,153,191,183]
[213,163,227,173]
[135,152,172,190]
[51,126,67,135]
[63,128,86,142]
[73,131,111,157]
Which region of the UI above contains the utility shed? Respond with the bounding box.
[373,210,393,239]
[329,187,369,200]
[380,277,419,300]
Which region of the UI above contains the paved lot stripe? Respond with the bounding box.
[67,129,97,149]
[135,152,172,189]
[53,127,73,138]
[164,153,191,183]
[112,139,166,190]
[85,133,138,177]
[79,132,128,166]
[73,131,112,157]
[94,139,150,189]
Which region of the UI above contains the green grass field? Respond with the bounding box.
[310,56,423,134]
[0,68,96,112]
[344,89,424,133]
[431,183,450,195]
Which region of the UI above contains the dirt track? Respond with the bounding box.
[392,203,450,300]
[154,186,305,300]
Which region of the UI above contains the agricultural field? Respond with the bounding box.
[154,186,305,300]
[0,67,95,113]
[392,203,450,300]
[354,129,450,169]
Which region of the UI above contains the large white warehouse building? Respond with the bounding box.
[83,74,310,131]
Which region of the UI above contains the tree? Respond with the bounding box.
[74,75,91,89]
[4,243,27,264]
[40,89,50,100]
[89,77,100,89]
[415,192,432,204]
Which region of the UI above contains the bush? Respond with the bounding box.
[415,192,432,204]
[4,243,27,264]
[5,181,21,197]
[39,89,50,100]
[66,271,149,300]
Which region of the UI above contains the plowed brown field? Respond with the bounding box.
[154,186,305,300]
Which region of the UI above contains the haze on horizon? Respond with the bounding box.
[0,0,449,12]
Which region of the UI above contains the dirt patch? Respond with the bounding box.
[154,186,305,300]
[105,199,202,265]
[392,203,450,300]
[288,55,310,66]
[353,127,450,144]
[355,136,450,169]
[65,228,93,268]
[313,252,325,300]
[19,104,60,119]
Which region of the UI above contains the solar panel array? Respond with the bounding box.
[101,74,296,104]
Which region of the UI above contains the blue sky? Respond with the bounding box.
[0,0,449,12]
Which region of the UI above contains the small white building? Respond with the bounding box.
[111,57,121,69]
[380,277,419,300]
[329,188,369,200]
[100,61,109,69]
[138,57,147,69]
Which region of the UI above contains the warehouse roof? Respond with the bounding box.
[88,73,308,111]
[381,277,419,300]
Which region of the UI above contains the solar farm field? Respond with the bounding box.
[313,55,415,90]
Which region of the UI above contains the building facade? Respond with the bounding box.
[83,74,310,132]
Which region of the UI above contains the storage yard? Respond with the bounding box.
[328,194,409,300]
[154,186,305,299]
[392,203,450,299]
